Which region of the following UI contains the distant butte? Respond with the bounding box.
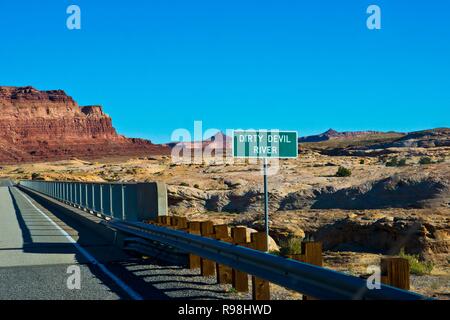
[0,86,169,164]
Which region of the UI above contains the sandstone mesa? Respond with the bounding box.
[0,86,169,163]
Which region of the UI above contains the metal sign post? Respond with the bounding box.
[233,130,298,253]
[263,157,269,251]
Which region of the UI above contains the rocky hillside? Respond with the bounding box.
[376,128,450,148]
[0,86,169,163]
[298,129,401,143]
[303,128,450,157]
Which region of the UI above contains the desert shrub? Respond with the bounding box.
[386,157,407,167]
[336,166,352,177]
[193,184,200,188]
[279,237,302,257]
[31,173,41,180]
[385,157,398,167]
[419,157,433,165]
[398,158,407,166]
[179,182,189,187]
[269,250,281,256]
[399,249,434,275]
[359,159,365,165]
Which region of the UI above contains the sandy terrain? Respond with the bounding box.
[1,147,449,298]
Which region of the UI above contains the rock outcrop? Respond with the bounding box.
[313,128,450,156]
[298,129,396,143]
[313,216,450,261]
[0,86,169,163]
[378,128,450,148]
[280,174,450,210]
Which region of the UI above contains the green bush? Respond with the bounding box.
[386,157,407,167]
[398,158,407,166]
[385,157,398,167]
[31,173,43,180]
[336,166,352,177]
[279,237,302,257]
[419,157,433,165]
[399,249,434,275]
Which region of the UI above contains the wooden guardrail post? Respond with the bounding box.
[251,232,270,300]
[288,241,323,266]
[287,241,323,300]
[302,241,322,300]
[170,216,179,228]
[200,221,216,277]
[160,216,172,226]
[214,224,233,284]
[176,216,188,231]
[301,241,323,267]
[231,226,249,292]
[188,221,201,269]
[381,257,410,290]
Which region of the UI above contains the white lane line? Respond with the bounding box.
[15,187,143,300]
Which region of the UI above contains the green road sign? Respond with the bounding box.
[233,130,298,158]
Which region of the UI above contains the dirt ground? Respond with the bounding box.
[1,150,449,299]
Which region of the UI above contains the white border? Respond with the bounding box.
[231,129,299,159]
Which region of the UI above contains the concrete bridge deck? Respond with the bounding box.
[0,180,236,300]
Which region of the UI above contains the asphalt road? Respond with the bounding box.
[0,179,12,187]
[0,185,238,300]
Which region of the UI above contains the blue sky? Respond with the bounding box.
[0,1,449,143]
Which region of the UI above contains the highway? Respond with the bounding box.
[0,180,235,300]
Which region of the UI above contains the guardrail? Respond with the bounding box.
[105,219,428,300]
[18,179,428,300]
[19,180,168,221]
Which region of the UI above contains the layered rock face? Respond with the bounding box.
[0,86,169,163]
[298,129,396,143]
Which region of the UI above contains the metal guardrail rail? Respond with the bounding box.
[105,219,428,300]
[19,180,168,221]
[18,179,428,300]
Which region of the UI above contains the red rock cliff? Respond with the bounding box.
[0,86,169,163]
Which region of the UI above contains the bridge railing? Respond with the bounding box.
[19,180,168,221]
[18,179,428,300]
[105,219,428,300]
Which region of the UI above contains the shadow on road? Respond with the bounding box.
[8,186,229,300]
